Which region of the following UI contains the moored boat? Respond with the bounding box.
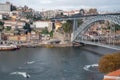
[0,45,19,51]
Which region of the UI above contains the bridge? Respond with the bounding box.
[52,13,120,50]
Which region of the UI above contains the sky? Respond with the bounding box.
[0,0,120,11]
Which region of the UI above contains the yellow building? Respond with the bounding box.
[55,22,62,30]
[11,15,17,20]
[19,35,27,42]
[8,36,19,41]
[8,35,27,42]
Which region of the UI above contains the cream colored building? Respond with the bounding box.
[0,14,3,20]
[8,35,27,42]
[27,32,40,42]
[8,36,19,41]
[0,2,11,14]
[4,20,25,29]
[33,21,53,31]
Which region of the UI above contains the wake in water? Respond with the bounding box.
[83,64,99,72]
[10,72,30,78]
[25,61,35,64]
[26,61,35,64]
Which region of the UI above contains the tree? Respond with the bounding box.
[62,20,73,33]
[41,27,49,34]
[40,27,53,37]
[49,30,53,37]
[33,15,42,21]
[115,24,120,31]
[11,5,17,11]
[26,14,34,19]
[0,21,4,40]
[61,20,73,41]
[6,26,11,31]
[98,52,120,73]
[0,21,4,31]
[0,21,4,25]
[23,23,31,32]
[78,19,83,26]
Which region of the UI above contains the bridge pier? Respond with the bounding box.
[73,19,78,31]
[71,19,78,42]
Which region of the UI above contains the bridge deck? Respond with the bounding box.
[51,13,120,20]
[75,40,120,50]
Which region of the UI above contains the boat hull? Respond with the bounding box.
[0,45,19,51]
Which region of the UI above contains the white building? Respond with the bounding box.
[0,14,3,20]
[33,21,53,31]
[0,2,11,14]
[4,20,25,29]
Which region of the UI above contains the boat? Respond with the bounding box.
[0,44,19,51]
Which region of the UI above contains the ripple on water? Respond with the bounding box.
[83,64,99,73]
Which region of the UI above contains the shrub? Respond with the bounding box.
[98,52,120,73]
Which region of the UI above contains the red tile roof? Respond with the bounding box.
[103,69,120,80]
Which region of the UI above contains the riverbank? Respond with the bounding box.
[19,43,119,55]
[41,43,73,48]
[19,42,74,48]
[10,42,120,56]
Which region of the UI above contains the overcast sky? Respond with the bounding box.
[1,0,120,11]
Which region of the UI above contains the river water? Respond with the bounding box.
[0,47,104,80]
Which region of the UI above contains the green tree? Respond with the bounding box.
[115,24,120,31]
[61,20,73,41]
[62,20,73,33]
[0,21,4,40]
[49,30,53,37]
[41,27,49,34]
[6,26,11,31]
[23,23,31,32]
[0,21,4,31]
[78,19,83,26]
[26,14,34,19]
[11,5,17,11]
[33,16,42,21]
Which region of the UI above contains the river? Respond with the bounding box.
[0,47,105,80]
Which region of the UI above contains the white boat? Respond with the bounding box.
[0,44,19,51]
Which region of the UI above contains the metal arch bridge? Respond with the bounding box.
[51,13,120,50]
